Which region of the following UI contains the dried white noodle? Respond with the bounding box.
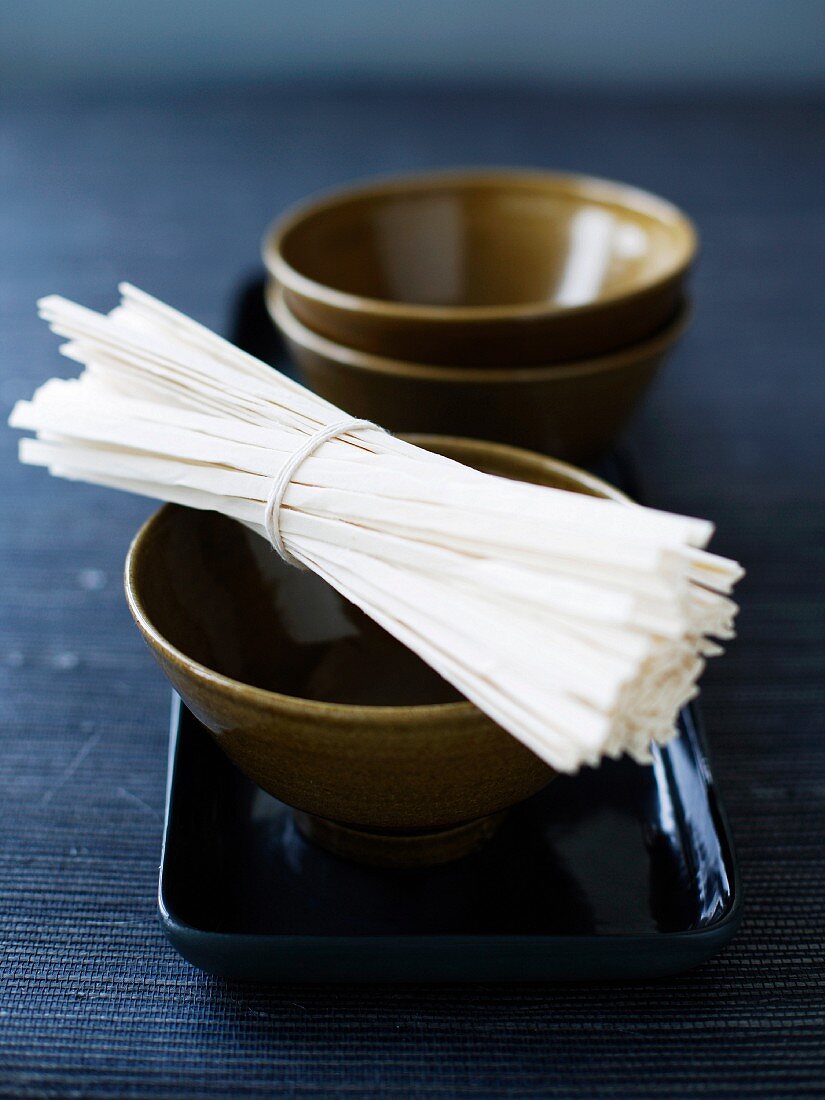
[9,284,743,773]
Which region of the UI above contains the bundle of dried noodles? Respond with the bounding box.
[10,284,742,772]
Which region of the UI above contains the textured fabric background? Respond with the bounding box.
[1,88,823,1097]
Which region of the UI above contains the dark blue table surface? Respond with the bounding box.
[1,85,823,1097]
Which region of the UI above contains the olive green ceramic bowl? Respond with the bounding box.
[125,436,626,868]
[263,169,696,366]
[271,283,689,463]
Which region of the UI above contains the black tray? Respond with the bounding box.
[159,694,741,982]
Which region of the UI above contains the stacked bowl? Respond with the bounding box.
[263,170,696,462]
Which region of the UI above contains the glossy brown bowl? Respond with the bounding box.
[263,169,696,366]
[271,283,689,463]
[125,435,626,868]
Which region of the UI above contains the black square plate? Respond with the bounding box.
[159,694,741,982]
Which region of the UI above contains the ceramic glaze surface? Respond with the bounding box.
[279,182,678,308]
[264,170,695,364]
[129,507,463,707]
[272,284,689,462]
[125,435,625,865]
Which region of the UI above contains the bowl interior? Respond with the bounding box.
[276,174,693,313]
[133,506,463,707]
[129,437,619,711]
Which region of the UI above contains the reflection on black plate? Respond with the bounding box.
[160,696,741,982]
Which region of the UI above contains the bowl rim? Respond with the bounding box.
[262,168,698,323]
[270,280,690,383]
[124,434,627,723]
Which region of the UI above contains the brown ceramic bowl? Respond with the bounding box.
[263,169,696,366]
[271,283,689,463]
[125,435,626,869]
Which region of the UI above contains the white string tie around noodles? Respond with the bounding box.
[264,417,382,568]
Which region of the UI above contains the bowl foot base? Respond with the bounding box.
[293,809,508,869]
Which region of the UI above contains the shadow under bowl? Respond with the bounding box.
[125,435,626,868]
[271,283,690,464]
[263,168,696,366]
